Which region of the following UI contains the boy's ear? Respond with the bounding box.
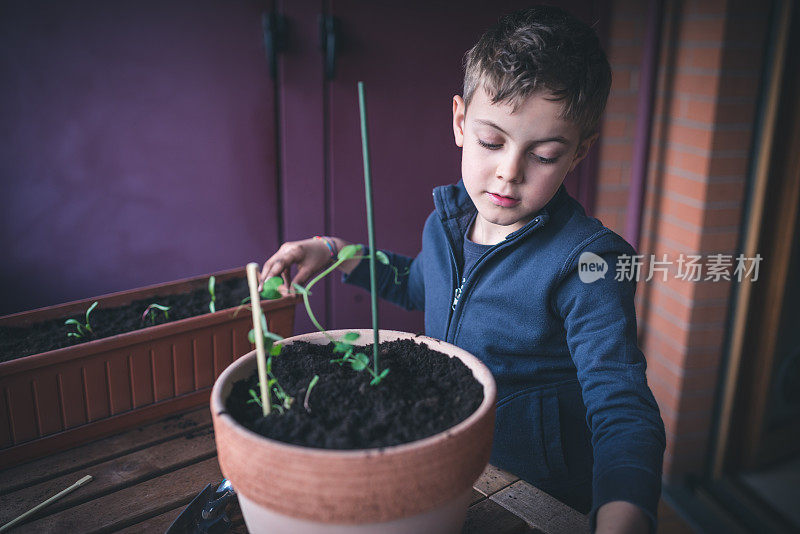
[453,95,466,148]
[568,132,599,173]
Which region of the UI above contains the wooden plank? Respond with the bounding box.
[473,464,520,497]
[0,389,212,471]
[470,488,486,506]
[0,428,216,525]
[117,497,249,534]
[0,407,211,495]
[491,481,589,534]
[464,497,537,534]
[114,504,185,534]
[20,457,223,533]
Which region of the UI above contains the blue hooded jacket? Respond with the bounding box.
[343,181,665,528]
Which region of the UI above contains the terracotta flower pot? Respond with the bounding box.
[211,329,496,534]
[0,268,298,469]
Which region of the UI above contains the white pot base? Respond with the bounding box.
[237,488,472,534]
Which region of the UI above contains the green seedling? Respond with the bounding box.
[65,302,99,339]
[208,276,216,313]
[241,275,283,305]
[247,308,293,414]
[303,374,319,413]
[328,331,390,385]
[291,246,392,386]
[247,379,293,415]
[141,303,171,324]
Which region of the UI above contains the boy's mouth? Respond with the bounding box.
[487,192,520,208]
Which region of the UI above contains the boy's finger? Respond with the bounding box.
[291,265,314,289]
[265,259,285,280]
[281,269,290,290]
[258,260,274,291]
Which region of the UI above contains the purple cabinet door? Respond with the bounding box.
[0,1,280,315]
[321,1,598,333]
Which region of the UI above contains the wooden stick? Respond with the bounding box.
[357,81,380,375]
[0,475,92,532]
[246,263,270,416]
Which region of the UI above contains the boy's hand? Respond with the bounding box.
[259,237,361,291]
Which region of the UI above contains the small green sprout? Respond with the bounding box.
[65,301,99,339]
[328,331,390,385]
[241,275,283,305]
[208,276,216,313]
[247,308,293,414]
[291,245,392,386]
[142,303,171,324]
[303,374,320,413]
[247,388,262,407]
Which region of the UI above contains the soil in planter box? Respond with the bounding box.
[0,277,254,362]
[226,338,484,449]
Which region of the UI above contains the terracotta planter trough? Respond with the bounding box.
[0,268,298,469]
[212,329,497,534]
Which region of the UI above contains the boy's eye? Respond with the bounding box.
[477,139,502,150]
[533,154,558,164]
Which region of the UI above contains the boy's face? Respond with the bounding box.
[453,86,596,243]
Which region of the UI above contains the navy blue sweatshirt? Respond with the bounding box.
[343,181,665,529]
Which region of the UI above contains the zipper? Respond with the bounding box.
[451,277,465,311]
[444,214,548,343]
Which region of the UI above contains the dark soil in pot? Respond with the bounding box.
[226,338,484,449]
[0,277,252,362]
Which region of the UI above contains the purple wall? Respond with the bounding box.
[2,0,604,337]
[0,0,279,315]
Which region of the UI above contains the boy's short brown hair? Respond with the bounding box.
[463,6,612,139]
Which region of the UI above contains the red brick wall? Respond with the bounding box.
[596,0,648,234]
[595,0,770,481]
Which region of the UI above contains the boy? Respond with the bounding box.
[260,6,664,533]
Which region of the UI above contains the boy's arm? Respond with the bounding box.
[553,243,666,533]
[341,245,425,311]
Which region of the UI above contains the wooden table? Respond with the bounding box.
[0,407,589,533]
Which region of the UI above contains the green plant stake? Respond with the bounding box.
[208,276,217,313]
[358,80,381,380]
[65,301,98,339]
[141,303,171,324]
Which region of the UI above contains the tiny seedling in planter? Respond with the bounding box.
[303,374,320,413]
[65,301,99,339]
[233,275,284,317]
[329,331,390,385]
[241,276,283,305]
[246,311,294,413]
[208,276,217,313]
[141,303,171,324]
[244,262,297,416]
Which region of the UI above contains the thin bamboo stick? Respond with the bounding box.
[0,475,93,532]
[246,263,270,416]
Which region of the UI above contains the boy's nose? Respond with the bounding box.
[495,152,524,183]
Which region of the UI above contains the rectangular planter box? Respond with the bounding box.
[0,268,298,469]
